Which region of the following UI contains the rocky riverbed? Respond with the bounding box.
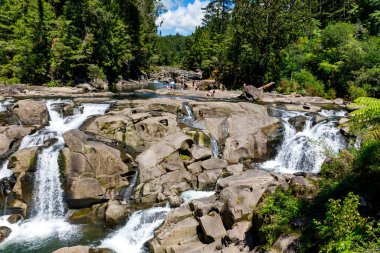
[0,86,350,253]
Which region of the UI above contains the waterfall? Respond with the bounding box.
[0,161,12,180]
[101,189,215,253]
[101,205,170,253]
[180,190,214,204]
[122,170,139,203]
[261,109,346,174]
[0,100,12,112]
[211,136,220,158]
[319,109,346,117]
[178,103,206,130]
[31,101,110,219]
[0,100,109,249]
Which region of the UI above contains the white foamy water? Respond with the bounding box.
[178,103,206,130]
[180,190,215,203]
[0,161,12,180]
[101,206,170,253]
[0,100,12,112]
[261,109,346,174]
[319,109,347,117]
[0,215,78,251]
[0,100,110,247]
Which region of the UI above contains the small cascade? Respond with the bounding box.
[122,170,139,203]
[180,190,215,204]
[0,100,12,112]
[319,109,346,117]
[101,205,170,253]
[178,103,206,130]
[0,161,12,180]
[261,109,346,173]
[211,136,220,158]
[33,144,65,219]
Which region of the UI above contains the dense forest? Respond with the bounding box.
[157,0,380,99]
[0,0,159,85]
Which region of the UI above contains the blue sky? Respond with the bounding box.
[156,0,209,36]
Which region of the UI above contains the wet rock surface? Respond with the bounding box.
[0,92,348,252]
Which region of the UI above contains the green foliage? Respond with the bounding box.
[255,190,306,249]
[354,140,380,174]
[320,150,355,180]
[349,97,380,136]
[315,192,378,253]
[0,0,159,85]
[348,84,368,99]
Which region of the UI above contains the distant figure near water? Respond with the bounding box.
[207,90,216,97]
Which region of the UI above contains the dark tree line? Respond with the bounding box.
[0,0,159,86]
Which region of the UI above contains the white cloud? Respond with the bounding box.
[161,0,181,10]
[157,0,208,35]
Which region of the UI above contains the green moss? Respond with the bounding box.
[58,151,67,181]
[29,152,37,171]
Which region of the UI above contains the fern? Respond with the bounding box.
[349,97,380,140]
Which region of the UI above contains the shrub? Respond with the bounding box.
[255,190,306,249]
[315,192,378,253]
[293,69,325,96]
[320,150,355,180]
[348,83,368,100]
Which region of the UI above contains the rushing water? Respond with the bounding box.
[261,109,347,174]
[0,100,110,252]
[0,99,12,112]
[178,103,206,129]
[101,205,170,253]
[180,190,215,204]
[210,136,220,158]
[101,190,214,253]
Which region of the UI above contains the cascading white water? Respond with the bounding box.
[180,190,215,204]
[0,161,12,180]
[31,101,110,219]
[0,100,110,249]
[211,136,220,158]
[102,189,215,253]
[101,205,170,253]
[0,100,12,112]
[178,103,207,130]
[261,109,346,174]
[319,109,346,117]
[122,170,139,203]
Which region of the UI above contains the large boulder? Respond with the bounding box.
[242,85,263,101]
[223,114,280,163]
[62,130,130,208]
[0,126,35,157]
[135,114,180,145]
[12,100,48,125]
[0,226,11,243]
[105,201,131,227]
[8,147,39,175]
[91,78,109,91]
[85,115,143,148]
[217,169,282,228]
[199,212,226,242]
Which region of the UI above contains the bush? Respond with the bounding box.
[293,69,325,96]
[354,140,380,174]
[255,190,306,249]
[321,23,355,48]
[88,64,106,80]
[314,192,378,253]
[348,83,368,100]
[320,150,355,180]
